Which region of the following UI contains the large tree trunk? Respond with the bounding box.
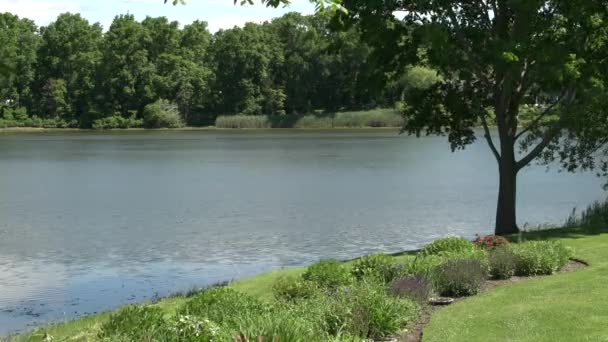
[495,143,520,235]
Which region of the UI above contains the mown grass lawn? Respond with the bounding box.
[424,231,608,342]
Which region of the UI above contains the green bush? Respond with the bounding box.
[92,115,143,130]
[433,259,488,297]
[488,245,517,279]
[512,241,573,276]
[302,260,352,289]
[273,276,320,302]
[293,115,334,128]
[408,255,445,278]
[409,248,488,279]
[179,287,269,329]
[215,115,271,128]
[99,305,167,340]
[420,237,478,257]
[332,109,404,128]
[143,99,184,128]
[351,254,405,283]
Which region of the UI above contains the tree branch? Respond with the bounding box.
[480,112,501,162]
[514,87,570,141]
[516,124,561,170]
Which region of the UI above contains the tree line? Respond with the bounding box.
[0,11,400,128]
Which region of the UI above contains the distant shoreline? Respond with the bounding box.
[0,126,402,133]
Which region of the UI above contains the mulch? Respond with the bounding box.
[395,258,588,342]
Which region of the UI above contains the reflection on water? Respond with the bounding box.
[0,130,604,334]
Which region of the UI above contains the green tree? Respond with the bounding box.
[41,78,70,118]
[334,1,608,235]
[210,23,285,115]
[35,13,102,121]
[99,14,155,118]
[0,13,39,116]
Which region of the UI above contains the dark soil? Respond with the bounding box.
[396,258,588,342]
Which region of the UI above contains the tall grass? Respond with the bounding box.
[215,115,271,129]
[565,198,608,231]
[215,109,403,129]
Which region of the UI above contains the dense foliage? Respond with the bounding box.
[488,245,517,280]
[0,11,402,129]
[433,259,488,297]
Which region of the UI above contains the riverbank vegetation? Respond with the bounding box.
[15,196,608,341]
[214,109,403,129]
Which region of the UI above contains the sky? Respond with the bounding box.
[1,0,316,32]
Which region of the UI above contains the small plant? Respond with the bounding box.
[420,237,478,257]
[488,245,517,279]
[351,254,404,283]
[99,305,167,340]
[272,276,320,302]
[433,259,488,297]
[302,259,352,289]
[512,241,573,276]
[389,276,433,304]
[474,235,510,250]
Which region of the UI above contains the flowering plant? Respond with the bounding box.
[474,234,510,250]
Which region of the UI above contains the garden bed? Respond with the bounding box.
[399,258,588,342]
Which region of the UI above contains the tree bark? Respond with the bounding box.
[495,142,520,235]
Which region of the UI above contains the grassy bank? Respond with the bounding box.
[215,109,404,129]
[9,200,607,341]
[424,231,608,341]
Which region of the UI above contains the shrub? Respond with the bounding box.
[335,281,418,339]
[433,259,488,297]
[474,235,510,250]
[407,255,445,278]
[351,254,405,283]
[332,109,404,128]
[215,115,271,129]
[92,115,143,130]
[420,237,478,257]
[293,115,334,128]
[389,276,433,304]
[179,287,269,329]
[488,245,517,279]
[99,305,167,340]
[302,259,352,289]
[143,99,184,128]
[273,276,320,302]
[512,241,573,276]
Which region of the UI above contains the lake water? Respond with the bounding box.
[0,130,604,334]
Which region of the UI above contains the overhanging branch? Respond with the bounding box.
[515,87,572,141]
[516,124,561,170]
